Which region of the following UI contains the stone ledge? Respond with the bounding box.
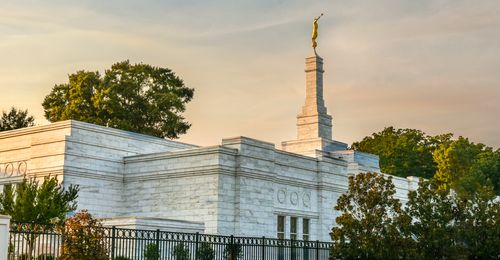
[101,216,205,233]
[221,136,275,150]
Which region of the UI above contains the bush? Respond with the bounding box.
[196,242,215,260]
[59,210,108,260]
[144,243,160,260]
[172,242,190,260]
[223,242,243,260]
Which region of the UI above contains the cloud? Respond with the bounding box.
[0,0,499,148]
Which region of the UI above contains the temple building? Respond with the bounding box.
[0,53,418,241]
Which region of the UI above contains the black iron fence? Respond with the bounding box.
[9,223,332,260]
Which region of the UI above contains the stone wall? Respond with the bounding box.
[0,121,420,240]
[122,146,238,234]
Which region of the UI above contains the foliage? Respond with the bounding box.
[144,243,160,260]
[406,179,467,259]
[458,186,500,259]
[0,107,35,131]
[351,127,451,178]
[223,242,243,260]
[0,176,79,224]
[42,60,194,139]
[353,127,500,196]
[407,179,500,259]
[59,210,108,260]
[172,241,190,260]
[434,136,500,197]
[331,172,500,259]
[196,242,215,260]
[330,172,416,259]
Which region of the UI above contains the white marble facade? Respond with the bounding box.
[0,54,418,242]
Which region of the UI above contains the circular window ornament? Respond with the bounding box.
[277,189,286,204]
[303,193,311,208]
[17,161,27,176]
[4,163,14,177]
[290,192,299,205]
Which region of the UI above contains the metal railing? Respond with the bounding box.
[9,222,332,260]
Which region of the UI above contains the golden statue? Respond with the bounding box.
[312,13,323,50]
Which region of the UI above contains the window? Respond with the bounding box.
[303,218,310,241]
[277,215,285,239]
[290,217,297,240]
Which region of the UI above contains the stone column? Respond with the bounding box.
[0,215,11,260]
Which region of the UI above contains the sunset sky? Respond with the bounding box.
[1,0,499,148]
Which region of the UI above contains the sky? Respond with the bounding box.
[1,0,499,148]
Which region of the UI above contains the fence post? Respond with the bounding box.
[261,236,265,260]
[0,215,10,260]
[316,240,319,260]
[195,232,199,259]
[230,235,235,260]
[111,226,116,260]
[155,229,160,257]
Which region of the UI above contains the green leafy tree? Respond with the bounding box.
[459,185,500,259]
[196,242,215,260]
[406,179,467,259]
[406,179,500,259]
[330,172,416,259]
[59,210,108,260]
[351,127,451,178]
[0,176,79,224]
[0,176,79,258]
[0,107,35,131]
[42,60,194,139]
[433,136,499,197]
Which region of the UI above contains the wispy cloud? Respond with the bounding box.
[0,0,499,148]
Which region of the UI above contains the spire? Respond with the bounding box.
[281,54,347,156]
[297,55,332,140]
[281,16,347,156]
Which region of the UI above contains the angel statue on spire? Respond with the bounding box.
[312,13,324,51]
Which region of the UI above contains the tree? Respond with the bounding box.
[406,179,500,259]
[0,176,79,224]
[353,128,500,196]
[351,127,451,179]
[0,176,79,258]
[59,210,108,260]
[42,60,194,139]
[405,179,467,259]
[0,107,35,131]
[433,136,499,197]
[458,186,500,259]
[330,172,416,259]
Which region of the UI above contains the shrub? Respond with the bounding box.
[144,243,160,260]
[196,242,215,260]
[172,242,190,260]
[59,210,108,260]
[223,242,243,260]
